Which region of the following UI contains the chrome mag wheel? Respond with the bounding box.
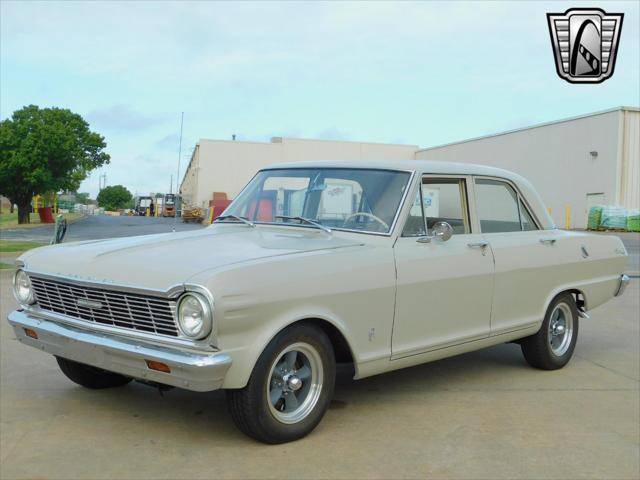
[267,342,323,424]
[548,302,574,356]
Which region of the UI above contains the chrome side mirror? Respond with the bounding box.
[417,221,453,244]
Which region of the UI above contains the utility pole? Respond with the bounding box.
[173,112,184,232]
[99,173,107,191]
[170,175,173,194]
[176,112,184,195]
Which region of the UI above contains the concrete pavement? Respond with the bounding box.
[1,269,638,479]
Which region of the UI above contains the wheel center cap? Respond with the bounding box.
[284,374,302,392]
[553,324,566,335]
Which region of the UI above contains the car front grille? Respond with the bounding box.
[30,275,179,337]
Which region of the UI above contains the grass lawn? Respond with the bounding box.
[0,211,84,229]
[0,262,16,270]
[0,240,48,255]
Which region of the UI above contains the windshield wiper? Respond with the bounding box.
[215,214,255,227]
[274,215,332,234]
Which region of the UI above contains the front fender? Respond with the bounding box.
[191,244,397,389]
[219,306,357,389]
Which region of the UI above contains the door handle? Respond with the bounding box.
[467,241,489,256]
[467,241,489,249]
[539,238,557,245]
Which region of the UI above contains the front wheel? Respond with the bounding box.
[226,324,335,444]
[521,293,579,370]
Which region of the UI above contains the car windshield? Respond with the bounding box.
[219,168,412,234]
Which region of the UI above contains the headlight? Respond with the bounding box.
[13,269,36,306]
[177,293,212,339]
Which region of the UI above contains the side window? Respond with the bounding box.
[475,179,535,233]
[402,189,426,236]
[422,178,470,235]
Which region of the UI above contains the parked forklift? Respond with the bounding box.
[163,193,177,217]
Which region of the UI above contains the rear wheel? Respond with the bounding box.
[56,357,132,389]
[227,324,335,444]
[521,293,579,370]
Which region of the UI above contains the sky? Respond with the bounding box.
[1,0,639,198]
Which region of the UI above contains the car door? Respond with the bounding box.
[473,177,560,335]
[392,175,494,358]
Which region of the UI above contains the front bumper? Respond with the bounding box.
[614,274,630,297]
[8,310,232,392]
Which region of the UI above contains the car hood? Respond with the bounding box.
[19,225,363,292]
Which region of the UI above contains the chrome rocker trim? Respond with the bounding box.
[8,310,232,392]
[614,274,630,297]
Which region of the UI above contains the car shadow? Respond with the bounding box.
[56,342,529,445]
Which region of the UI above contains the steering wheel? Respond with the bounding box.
[342,212,389,231]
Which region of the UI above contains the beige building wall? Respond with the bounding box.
[181,137,418,208]
[416,108,638,229]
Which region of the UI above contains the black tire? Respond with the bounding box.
[56,356,132,389]
[226,323,336,444]
[521,293,579,370]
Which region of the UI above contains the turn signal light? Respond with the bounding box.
[24,328,38,339]
[145,360,171,373]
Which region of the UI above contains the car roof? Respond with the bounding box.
[263,160,556,230]
[265,160,517,179]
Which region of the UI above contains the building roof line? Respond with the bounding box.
[272,136,418,148]
[199,138,278,146]
[197,136,418,148]
[417,106,639,153]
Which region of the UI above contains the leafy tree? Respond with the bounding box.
[75,192,91,205]
[97,185,132,211]
[0,105,110,223]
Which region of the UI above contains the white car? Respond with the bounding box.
[8,161,629,443]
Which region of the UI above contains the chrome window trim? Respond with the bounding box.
[472,175,543,232]
[421,174,473,235]
[216,167,416,237]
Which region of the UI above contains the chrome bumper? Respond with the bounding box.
[614,274,630,297]
[7,310,232,392]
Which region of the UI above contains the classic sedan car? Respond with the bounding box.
[8,161,630,443]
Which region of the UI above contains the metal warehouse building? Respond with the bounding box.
[180,107,639,229]
[417,107,639,229]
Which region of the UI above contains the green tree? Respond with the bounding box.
[97,185,132,211]
[0,105,110,223]
[75,192,91,205]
